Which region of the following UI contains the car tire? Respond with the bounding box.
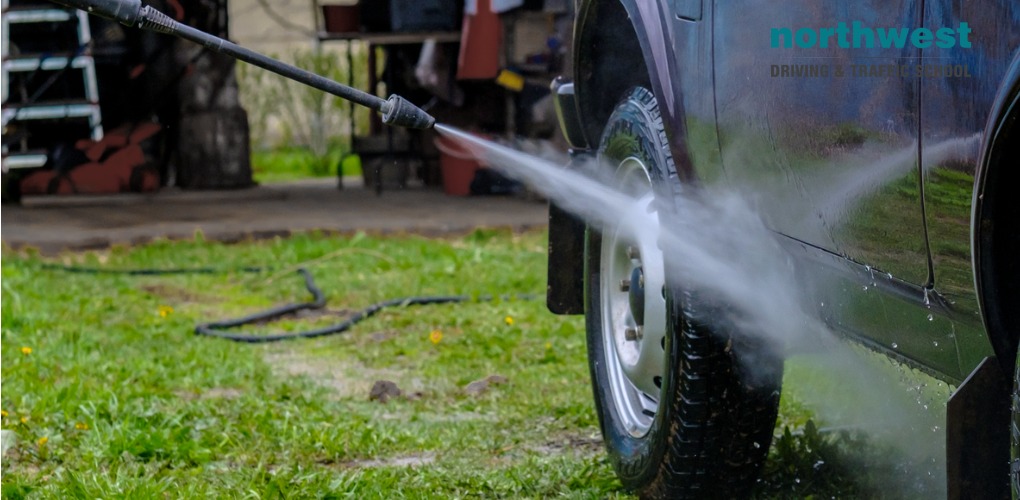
[1011,348,1020,497]
[584,87,782,498]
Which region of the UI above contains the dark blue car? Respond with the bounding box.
[546,1,1020,497]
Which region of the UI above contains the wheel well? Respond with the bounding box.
[574,0,651,146]
[976,84,1020,371]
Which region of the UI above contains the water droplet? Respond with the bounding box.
[862,285,869,291]
[795,478,801,484]
[927,314,934,321]
[932,340,939,347]
[891,342,898,349]
[753,441,761,449]
[813,460,825,470]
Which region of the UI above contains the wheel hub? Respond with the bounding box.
[629,266,645,326]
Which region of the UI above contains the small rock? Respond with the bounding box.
[1,430,17,457]
[369,380,402,403]
[464,375,509,396]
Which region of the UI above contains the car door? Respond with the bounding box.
[920,0,1020,374]
[712,1,961,374]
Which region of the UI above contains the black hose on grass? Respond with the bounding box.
[40,264,536,343]
[196,268,535,343]
[39,263,265,275]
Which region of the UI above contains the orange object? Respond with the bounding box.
[456,0,502,80]
[22,121,162,196]
[435,135,483,196]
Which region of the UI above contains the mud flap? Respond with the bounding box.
[947,356,1010,499]
[546,78,590,315]
[547,201,586,314]
[546,145,594,315]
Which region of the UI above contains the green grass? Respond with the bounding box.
[1,230,949,498]
[252,148,363,184]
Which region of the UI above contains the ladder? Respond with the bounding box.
[2,0,103,172]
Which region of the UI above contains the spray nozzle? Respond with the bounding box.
[46,0,436,130]
[381,95,436,130]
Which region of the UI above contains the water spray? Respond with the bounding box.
[49,0,436,130]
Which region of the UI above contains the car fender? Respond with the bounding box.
[573,0,693,179]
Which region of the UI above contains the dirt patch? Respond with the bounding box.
[264,349,409,399]
[140,284,217,304]
[463,374,508,396]
[175,387,245,401]
[340,452,436,469]
[525,434,603,457]
[369,330,399,342]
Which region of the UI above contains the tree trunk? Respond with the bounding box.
[174,0,252,189]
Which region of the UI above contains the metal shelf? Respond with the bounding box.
[2,4,103,156]
[3,8,73,23]
[316,31,461,44]
[2,101,103,140]
[3,54,93,72]
[1,151,48,171]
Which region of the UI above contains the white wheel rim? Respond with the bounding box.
[600,157,668,437]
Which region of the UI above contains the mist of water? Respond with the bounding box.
[438,124,828,351]
[435,124,950,495]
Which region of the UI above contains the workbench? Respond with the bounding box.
[315,30,461,193]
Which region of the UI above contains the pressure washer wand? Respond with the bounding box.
[48,0,435,129]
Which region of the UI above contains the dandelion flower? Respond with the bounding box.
[0,410,7,418]
[20,346,32,355]
[504,316,514,326]
[37,436,48,447]
[75,422,89,430]
[429,329,443,345]
[545,342,552,350]
[20,416,28,424]
[158,305,174,318]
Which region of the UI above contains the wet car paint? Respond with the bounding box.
[920,1,1020,375]
[569,0,1019,382]
[709,0,959,373]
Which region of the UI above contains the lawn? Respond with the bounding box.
[1,229,948,498]
[251,148,363,184]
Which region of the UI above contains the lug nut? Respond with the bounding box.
[625,326,642,341]
[620,279,631,292]
[626,246,640,260]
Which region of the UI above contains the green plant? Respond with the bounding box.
[250,146,362,183]
[238,44,371,178]
[1,231,948,497]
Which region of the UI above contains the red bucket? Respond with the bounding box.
[435,136,483,196]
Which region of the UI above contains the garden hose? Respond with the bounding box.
[40,263,265,275]
[41,264,536,343]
